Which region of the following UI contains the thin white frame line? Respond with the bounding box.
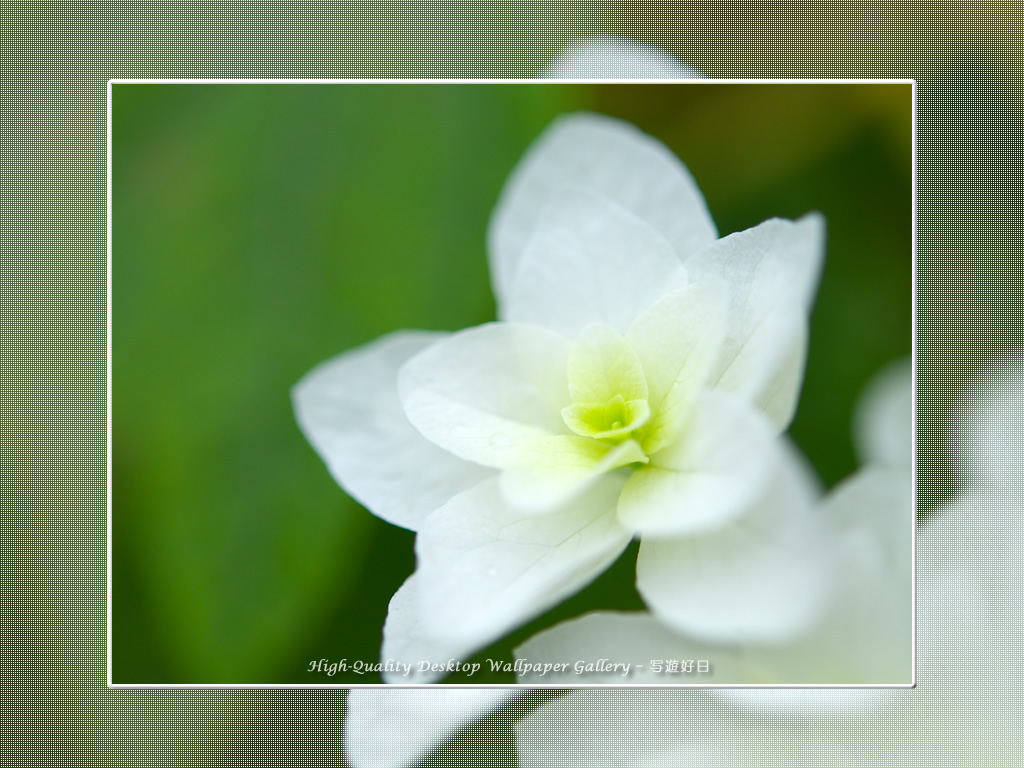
[108,77,916,85]
[110,683,917,689]
[910,78,919,690]
[106,78,918,690]
[106,78,114,688]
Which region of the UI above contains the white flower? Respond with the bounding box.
[514,359,1021,768]
[295,109,828,681]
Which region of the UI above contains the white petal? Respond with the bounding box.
[916,493,1011,679]
[398,322,634,511]
[718,686,888,718]
[397,323,573,467]
[566,322,649,404]
[618,392,774,536]
[517,496,1017,767]
[687,214,826,429]
[380,574,483,684]
[626,280,728,454]
[686,214,825,313]
[345,687,519,768]
[505,189,688,337]
[825,467,914,589]
[539,472,912,690]
[726,469,913,688]
[516,690,729,768]
[946,351,1024,632]
[954,352,1024,490]
[636,439,829,643]
[514,611,749,685]
[293,331,490,530]
[499,438,646,513]
[854,358,913,469]
[414,476,632,649]
[712,496,1012,763]
[727,310,808,429]
[489,113,717,306]
[540,36,702,79]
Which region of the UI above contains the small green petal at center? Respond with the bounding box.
[562,395,651,441]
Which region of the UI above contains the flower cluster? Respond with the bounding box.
[512,356,1015,768]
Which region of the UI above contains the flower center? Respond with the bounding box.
[562,393,651,442]
[560,323,652,456]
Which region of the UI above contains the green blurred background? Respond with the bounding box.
[112,83,912,685]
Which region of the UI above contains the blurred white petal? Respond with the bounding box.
[514,502,999,767]
[954,352,1024,489]
[514,611,750,685]
[516,689,729,768]
[540,36,701,79]
[723,468,912,698]
[854,357,913,469]
[346,687,519,768]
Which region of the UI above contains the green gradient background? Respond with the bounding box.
[112,83,912,685]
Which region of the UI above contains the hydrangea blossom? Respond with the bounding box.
[294,109,829,681]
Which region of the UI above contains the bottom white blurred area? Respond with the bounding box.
[516,495,1017,767]
[512,357,1021,767]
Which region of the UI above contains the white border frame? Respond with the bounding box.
[107,77,918,690]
